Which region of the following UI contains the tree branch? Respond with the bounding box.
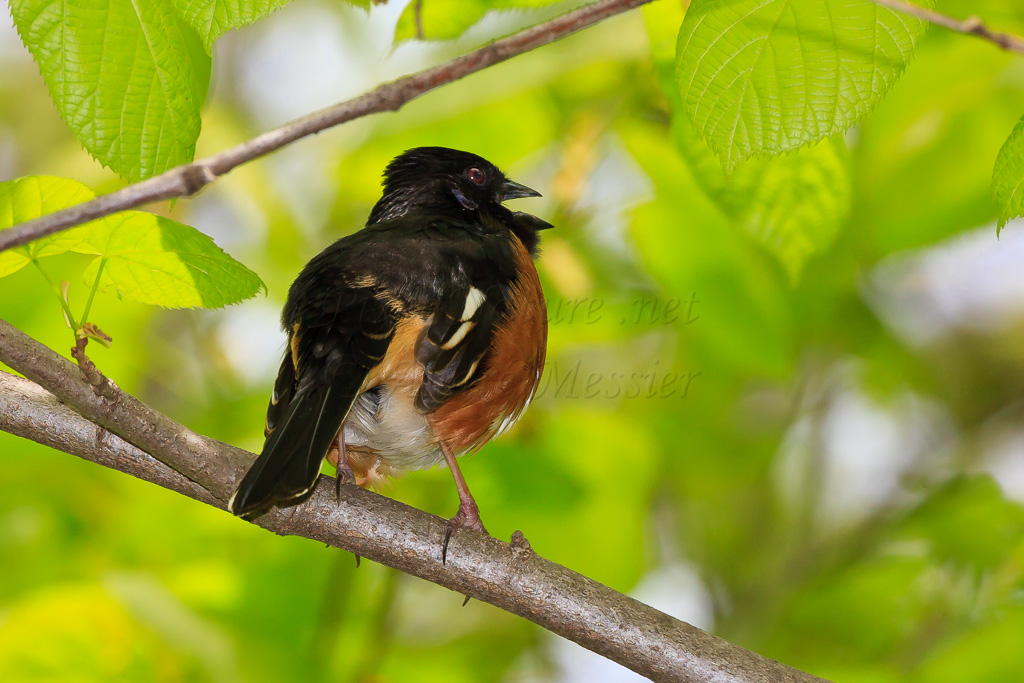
[0,0,653,254]
[873,0,1024,55]
[0,320,829,683]
[0,371,219,507]
[3,0,1022,253]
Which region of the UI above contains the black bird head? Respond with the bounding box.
[367,147,547,236]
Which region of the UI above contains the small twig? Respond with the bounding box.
[0,0,653,254]
[70,335,117,401]
[872,0,1024,55]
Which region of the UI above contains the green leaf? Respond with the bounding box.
[993,115,1024,232]
[676,0,930,171]
[10,0,209,181]
[394,0,560,43]
[0,176,95,278]
[895,475,1024,572]
[169,0,293,53]
[72,213,265,309]
[0,176,261,308]
[854,40,1024,254]
[675,121,851,281]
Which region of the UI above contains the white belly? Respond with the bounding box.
[342,386,444,471]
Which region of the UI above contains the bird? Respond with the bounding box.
[228,146,550,559]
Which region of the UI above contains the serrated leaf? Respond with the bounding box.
[676,0,930,171]
[169,0,293,53]
[10,0,209,181]
[73,212,265,309]
[993,115,1024,233]
[675,122,851,281]
[0,176,96,277]
[394,0,560,43]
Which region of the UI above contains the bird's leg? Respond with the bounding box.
[326,430,355,501]
[440,441,487,564]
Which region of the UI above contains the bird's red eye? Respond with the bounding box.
[465,167,486,185]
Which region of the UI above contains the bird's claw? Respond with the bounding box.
[334,462,355,502]
[442,504,486,565]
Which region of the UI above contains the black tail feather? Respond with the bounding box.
[229,383,357,518]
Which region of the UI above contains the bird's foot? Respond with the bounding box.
[327,437,356,502]
[334,461,356,485]
[442,500,487,565]
[334,462,355,502]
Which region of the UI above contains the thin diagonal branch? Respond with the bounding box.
[0,0,653,253]
[0,320,830,683]
[2,0,1021,253]
[872,0,1024,55]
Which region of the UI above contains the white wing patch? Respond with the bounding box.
[461,287,486,321]
[441,320,476,350]
[458,358,481,386]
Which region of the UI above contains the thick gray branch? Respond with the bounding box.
[0,0,654,253]
[0,371,218,506]
[0,320,829,683]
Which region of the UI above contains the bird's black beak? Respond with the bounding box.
[500,180,541,202]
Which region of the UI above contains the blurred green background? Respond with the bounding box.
[5,1,1024,681]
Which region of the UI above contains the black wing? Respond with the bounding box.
[395,219,518,412]
[229,277,398,518]
[414,270,517,412]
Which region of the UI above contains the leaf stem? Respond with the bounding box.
[80,257,106,325]
[32,260,78,331]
